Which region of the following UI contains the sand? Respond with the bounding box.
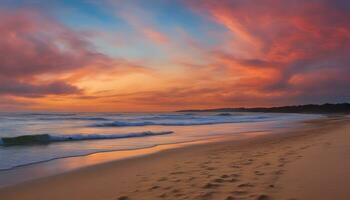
[0,116,349,200]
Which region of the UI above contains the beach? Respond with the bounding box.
[0,116,349,200]
[1,0,349,199]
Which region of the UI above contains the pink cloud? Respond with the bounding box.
[0,10,103,77]
[184,0,350,105]
[0,9,151,100]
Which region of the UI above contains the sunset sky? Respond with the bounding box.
[1,0,349,112]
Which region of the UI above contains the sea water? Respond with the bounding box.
[0,112,320,171]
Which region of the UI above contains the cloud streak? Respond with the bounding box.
[1,1,349,111]
[185,0,350,105]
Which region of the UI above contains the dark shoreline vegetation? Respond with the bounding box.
[177,103,350,114]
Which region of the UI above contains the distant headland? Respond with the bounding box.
[177,103,350,114]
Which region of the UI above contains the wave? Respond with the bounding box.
[36,117,109,121]
[92,116,270,127]
[134,115,198,121]
[216,113,233,116]
[0,131,173,146]
[20,113,77,116]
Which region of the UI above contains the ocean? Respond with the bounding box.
[0,112,321,170]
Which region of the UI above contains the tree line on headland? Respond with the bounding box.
[177,103,350,114]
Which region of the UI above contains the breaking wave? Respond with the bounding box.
[0,131,173,146]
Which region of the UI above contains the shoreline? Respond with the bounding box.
[0,129,274,188]
[1,116,349,200]
[0,112,318,179]
[0,129,270,172]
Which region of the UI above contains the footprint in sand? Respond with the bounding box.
[170,171,185,175]
[231,190,248,195]
[275,169,284,175]
[198,191,215,200]
[225,196,236,200]
[158,193,167,198]
[279,157,287,162]
[203,182,221,189]
[221,174,229,178]
[149,185,160,190]
[242,161,252,165]
[231,165,241,169]
[212,178,225,183]
[286,150,296,155]
[188,176,196,181]
[300,145,310,150]
[256,194,270,200]
[163,186,172,190]
[171,189,181,193]
[237,183,254,188]
[230,173,240,178]
[174,193,184,197]
[229,178,239,182]
[117,196,129,200]
[206,167,216,171]
[255,171,265,175]
[158,177,168,182]
[171,179,181,183]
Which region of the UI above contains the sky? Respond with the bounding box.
[0,0,349,112]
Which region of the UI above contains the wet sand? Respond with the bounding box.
[0,116,349,200]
